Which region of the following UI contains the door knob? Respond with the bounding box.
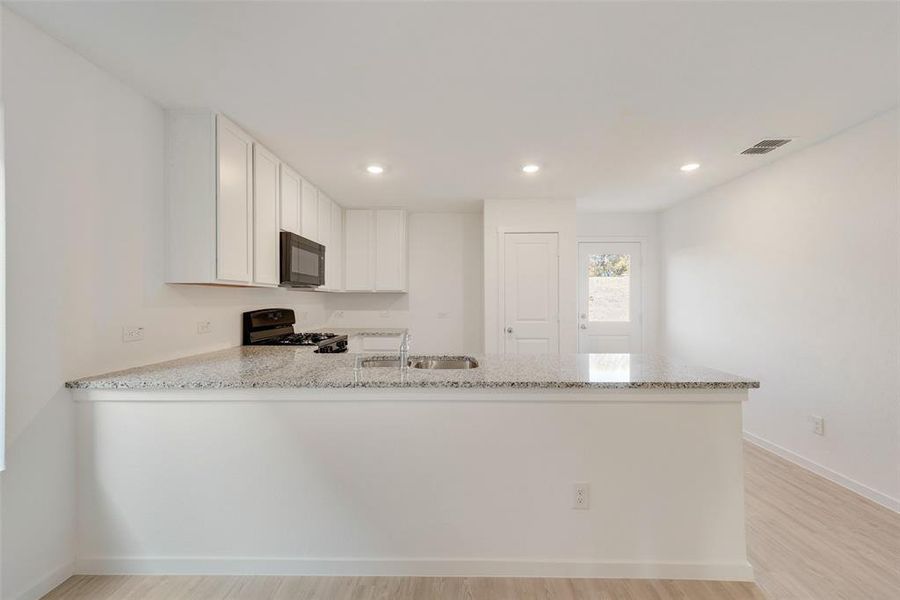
[580,313,586,319]
[580,324,587,329]
[506,327,514,333]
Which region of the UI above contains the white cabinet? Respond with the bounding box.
[252,144,280,286]
[344,209,373,291]
[330,202,343,290]
[215,116,254,283]
[343,209,408,292]
[300,179,318,241]
[347,334,404,353]
[166,111,256,285]
[361,335,404,352]
[318,192,332,249]
[165,110,347,289]
[317,192,333,288]
[375,209,407,291]
[279,164,301,235]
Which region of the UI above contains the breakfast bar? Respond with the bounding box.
[68,349,758,581]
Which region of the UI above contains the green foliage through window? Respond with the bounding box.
[588,254,630,277]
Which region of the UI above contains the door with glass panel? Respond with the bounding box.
[578,242,642,353]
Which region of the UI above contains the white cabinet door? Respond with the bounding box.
[360,335,403,352]
[252,144,280,286]
[279,164,301,235]
[300,179,318,242]
[330,202,343,291]
[317,192,332,287]
[215,115,254,283]
[344,209,374,291]
[375,209,407,291]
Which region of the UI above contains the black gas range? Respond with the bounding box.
[242,308,348,353]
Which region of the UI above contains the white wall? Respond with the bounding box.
[324,212,484,355]
[0,11,328,599]
[407,212,483,354]
[483,199,577,353]
[660,109,900,510]
[576,213,660,353]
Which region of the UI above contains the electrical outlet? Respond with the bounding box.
[379,311,390,319]
[197,321,211,335]
[811,415,825,436]
[122,326,144,343]
[573,483,590,510]
[334,311,345,319]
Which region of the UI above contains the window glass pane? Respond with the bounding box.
[588,254,630,322]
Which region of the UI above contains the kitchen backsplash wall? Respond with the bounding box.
[323,212,484,355]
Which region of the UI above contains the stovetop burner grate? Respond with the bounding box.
[242,309,348,352]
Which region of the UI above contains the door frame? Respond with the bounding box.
[497,229,561,353]
[576,236,645,353]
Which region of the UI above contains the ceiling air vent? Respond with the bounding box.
[741,139,792,155]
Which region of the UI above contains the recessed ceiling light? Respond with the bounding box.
[366,164,385,175]
[522,164,540,174]
[680,163,700,172]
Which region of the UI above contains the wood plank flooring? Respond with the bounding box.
[41,443,899,600]
[744,442,900,599]
[40,575,766,600]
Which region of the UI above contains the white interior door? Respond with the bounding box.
[578,241,642,353]
[503,233,559,354]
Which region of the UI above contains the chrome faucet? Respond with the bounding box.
[399,331,411,371]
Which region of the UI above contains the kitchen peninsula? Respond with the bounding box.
[68,349,758,582]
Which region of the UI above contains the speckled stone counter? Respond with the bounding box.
[66,347,759,390]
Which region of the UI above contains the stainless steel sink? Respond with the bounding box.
[410,356,479,370]
[358,358,404,368]
[358,356,479,369]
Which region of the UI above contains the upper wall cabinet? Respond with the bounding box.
[279,163,302,235]
[317,191,333,288]
[329,202,344,291]
[215,116,255,283]
[252,144,280,287]
[344,209,373,291]
[344,209,408,292]
[165,110,350,290]
[300,179,318,242]
[375,209,407,291]
[166,111,255,285]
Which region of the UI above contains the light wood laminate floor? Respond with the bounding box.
[41,443,899,600]
[744,442,899,599]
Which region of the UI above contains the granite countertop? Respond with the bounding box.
[311,327,407,337]
[66,347,759,390]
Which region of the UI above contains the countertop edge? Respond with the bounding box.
[66,381,759,391]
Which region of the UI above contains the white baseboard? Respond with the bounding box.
[75,557,754,582]
[12,561,75,600]
[744,431,900,513]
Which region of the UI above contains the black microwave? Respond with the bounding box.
[280,232,325,287]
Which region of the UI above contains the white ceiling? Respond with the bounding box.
[7,1,899,212]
